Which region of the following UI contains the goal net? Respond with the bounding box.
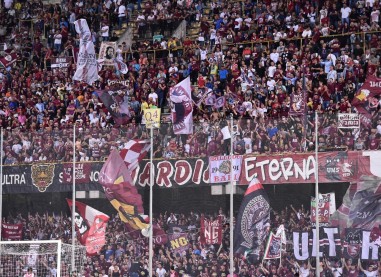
[0,240,87,277]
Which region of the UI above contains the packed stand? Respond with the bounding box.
[2,205,381,276]
[0,0,381,165]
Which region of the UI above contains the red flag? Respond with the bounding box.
[86,215,109,255]
[119,140,151,171]
[66,199,109,254]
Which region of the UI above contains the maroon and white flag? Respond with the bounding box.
[170,77,193,134]
[200,215,222,245]
[73,19,98,85]
[0,52,18,68]
[119,140,151,171]
[66,199,109,254]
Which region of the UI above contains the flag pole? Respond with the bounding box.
[71,124,76,273]
[0,128,3,242]
[315,110,320,276]
[229,114,234,276]
[149,125,154,277]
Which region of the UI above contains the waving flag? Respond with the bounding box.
[204,94,216,106]
[330,176,381,233]
[240,68,253,86]
[263,233,282,260]
[73,19,98,85]
[66,199,109,255]
[114,58,128,74]
[234,178,270,262]
[352,75,381,127]
[0,52,18,68]
[119,140,151,171]
[170,77,193,134]
[99,149,149,232]
[214,96,225,109]
[96,86,130,126]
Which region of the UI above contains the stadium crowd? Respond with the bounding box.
[0,0,380,164]
[2,205,381,277]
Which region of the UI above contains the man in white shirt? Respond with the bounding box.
[168,63,178,76]
[136,12,146,36]
[199,47,208,61]
[100,22,109,41]
[148,91,158,105]
[156,263,166,277]
[53,30,62,53]
[267,61,276,78]
[269,49,279,63]
[117,3,126,29]
[341,3,351,25]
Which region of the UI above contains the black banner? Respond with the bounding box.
[2,163,103,194]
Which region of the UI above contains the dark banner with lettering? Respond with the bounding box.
[2,151,381,193]
[2,163,103,194]
[1,223,23,240]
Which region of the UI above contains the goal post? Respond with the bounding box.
[0,240,87,277]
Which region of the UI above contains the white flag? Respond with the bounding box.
[73,19,99,85]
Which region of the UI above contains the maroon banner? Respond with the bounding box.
[1,223,23,240]
[62,163,92,184]
[352,75,381,127]
[239,151,372,185]
[200,216,222,245]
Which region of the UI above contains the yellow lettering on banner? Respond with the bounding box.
[170,239,180,249]
[179,237,188,246]
[144,109,161,128]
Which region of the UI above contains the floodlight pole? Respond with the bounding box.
[229,115,234,276]
[149,125,154,277]
[315,111,320,276]
[72,124,76,273]
[0,128,3,242]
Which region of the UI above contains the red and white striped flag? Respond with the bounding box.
[119,140,151,170]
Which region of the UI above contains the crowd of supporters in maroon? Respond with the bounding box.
[0,0,381,164]
[2,207,381,276]
[0,0,381,275]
